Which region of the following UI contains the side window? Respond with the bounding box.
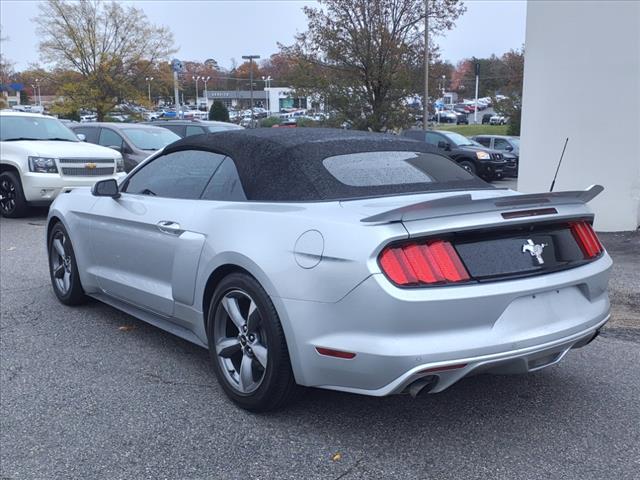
[186,126,206,137]
[425,132,443,146]
[475,137,491,148]
[73,127,99,143]
[163,125,185,137]
[493,138,510,151]
[123,150,225,199]
[98,128,124,149]
[201,157,247,201]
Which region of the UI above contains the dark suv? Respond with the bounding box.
[471,135,519,177]
[146,119,242,138]
[402,129,507,180]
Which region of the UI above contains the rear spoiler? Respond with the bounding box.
[360,185,604,224]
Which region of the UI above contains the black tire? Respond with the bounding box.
[47,222,87,305]
[459,160,477,176]
[207,272,298,412]
[0,171,29,218]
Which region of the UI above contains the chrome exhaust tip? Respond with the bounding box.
[407,376,437,398]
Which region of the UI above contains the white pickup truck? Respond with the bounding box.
[0,111,126,217]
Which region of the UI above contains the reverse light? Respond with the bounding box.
[476,151,491,160]
[570,221,603,259]
[28,156,58,174]
[379,240,470,286]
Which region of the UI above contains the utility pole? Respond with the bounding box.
[193,76,201,107]
[423,0,429,131]
[171,58,182,116]
[203,76,210,110]
[34,78,41,105]
[242,55,260,127]
[474,60,480,124]
[262,75,272,114]
[145,77,154,103]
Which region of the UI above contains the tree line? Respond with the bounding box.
[1,0,523,131]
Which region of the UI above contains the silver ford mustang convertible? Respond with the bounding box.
[47,128,611,411]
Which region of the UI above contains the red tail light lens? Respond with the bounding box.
[570,221,603,259]
[379,240,470,286]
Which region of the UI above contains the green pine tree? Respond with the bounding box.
[209,101,229,121]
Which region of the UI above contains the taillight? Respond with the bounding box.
[570,221,603,259]
[379,240,470,286]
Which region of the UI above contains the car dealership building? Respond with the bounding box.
[519,0,639,231]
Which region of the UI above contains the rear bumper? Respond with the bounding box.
[278,254,612,395]
[22,172,126,203]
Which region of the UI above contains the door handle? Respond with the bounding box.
[157,220,182,235]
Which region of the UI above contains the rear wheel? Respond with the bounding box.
[0,171,29,218]
[207,273,297,411]
[48,223,87,305]
[459,160,477,175]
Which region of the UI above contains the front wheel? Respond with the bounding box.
[207,273,297,411]
[48,223,87,305]
[459,160,477,175]
[0,171,29,218]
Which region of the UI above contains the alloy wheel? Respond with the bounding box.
[0,177,16,215]
[50,231,72,295]
[214,289,268,394]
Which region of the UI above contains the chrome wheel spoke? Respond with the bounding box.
[238,354,254,392]
[62,272,70,292]
[216,337,241,358]
[53,238,65,258]
[252,343,268,369]
[222,296,245,330]
[246,301,260,332]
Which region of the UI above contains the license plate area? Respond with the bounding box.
[453,226,585,280]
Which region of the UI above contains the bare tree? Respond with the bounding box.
[34,0,175,120]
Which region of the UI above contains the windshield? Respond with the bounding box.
[122,128,180,151]
[0,115,78,142]
[510,138,520,147]
[440,131,475,147]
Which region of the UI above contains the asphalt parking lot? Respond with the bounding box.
[1,212,639,480]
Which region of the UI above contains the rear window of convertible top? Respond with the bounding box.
[322,151,475,188]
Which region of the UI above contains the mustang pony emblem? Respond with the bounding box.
[522,239,548,265]
[85,162,97,169]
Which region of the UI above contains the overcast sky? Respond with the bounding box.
[0,0,526,71]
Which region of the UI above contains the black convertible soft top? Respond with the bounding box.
[163,128,490,201]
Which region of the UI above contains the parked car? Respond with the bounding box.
[147,119,243,138]
[455,112,469,125]
[490,114,507,125]
[46,128,611,411]
[402,129,508,179]
[0,111,125,218]
[481,113,493,125]
[70,123,180,172]
[472,134,520,177]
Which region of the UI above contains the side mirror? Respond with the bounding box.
[437,141,450,150]
[505,145,514,151]
[76,133,86,141]
[92,179,120,198]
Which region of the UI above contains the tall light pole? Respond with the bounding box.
[145,77,154,104]
[423,0,429,131]
[261,75,272,114]
[192,75,201,107]
[202,76,211,110]
[242,55,260,127]
[34,78,41,105]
